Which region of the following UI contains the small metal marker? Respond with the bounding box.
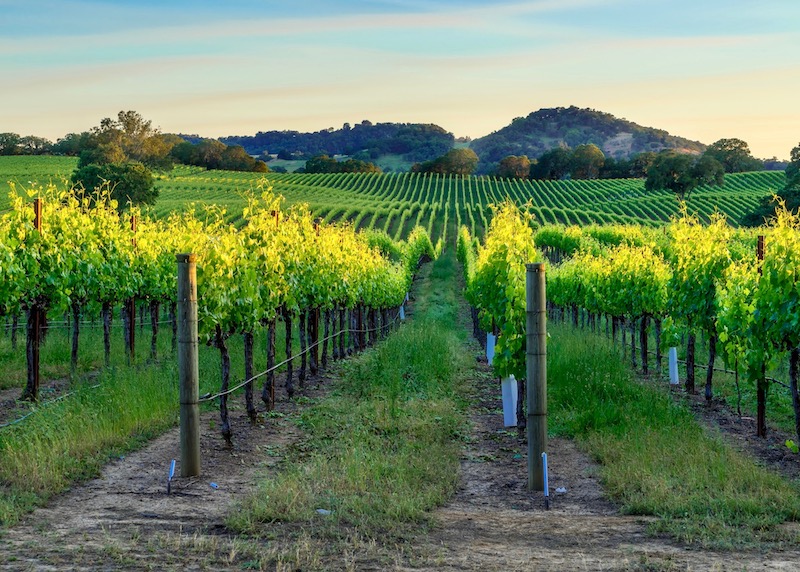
[167,459,176,495]
[541,452,550,510]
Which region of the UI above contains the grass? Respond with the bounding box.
[0,312,175,390]
[0,360,178,524]
[229,247,472,540]
[0,155,77,206]
[374,154,413,173]
[548,323,800,548]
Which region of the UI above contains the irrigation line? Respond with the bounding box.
[630,346,792,390]
[6,319,175,331]
[0,382,102,431]
[586,319,793,391]
[0,305,406,427]
[199,307,404,403]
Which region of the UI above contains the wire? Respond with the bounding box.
[198,307,404,402]
[0,305,406,427]
[4,319,176,331]
[0,382,102,431]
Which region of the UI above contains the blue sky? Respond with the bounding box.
[2,0,798,159]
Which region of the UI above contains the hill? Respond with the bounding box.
[220,121,454,166]
[470,106,706,170]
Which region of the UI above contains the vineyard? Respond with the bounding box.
[4,155,800,566]
[0,157,785,246]
[0,179,437,519]
[154,167,785,240]
[459,203,800,444]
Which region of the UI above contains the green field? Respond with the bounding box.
[0,156,784,242]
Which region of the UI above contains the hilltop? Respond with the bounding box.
[470,106,706,170]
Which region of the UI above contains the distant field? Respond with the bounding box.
[0,156,784,243]
[0,156,77,199]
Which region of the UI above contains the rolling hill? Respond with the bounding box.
[470,106,706,171]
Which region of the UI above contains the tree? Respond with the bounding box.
[304,155,339,173]
[629,151,657,178]
[0,133,52,155]
[692,154,726,186]
[0,133,21,155]
[496,155,531,179]
[195,139,226,170]
[220,145,256,171]
[338,158,381,173]
[170,141,199,165]
[599,157,631,179]
[530,147,572,180]
[304,154,379,174]
[78,142,126,168]
[412,148,478,176]
[443,148,478,175]
[786,143,800,190]
[71,110,176,170]
[72,162,157,210]
[52,132,92,156]
[703,138,763,173]
[570,143,605,179]
[645,151,724,200]
[19,136,52,155]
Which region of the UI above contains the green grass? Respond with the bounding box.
[0,155,77,207]
[374,153,414,173]
[549,323,800,548]
[0,361,178,524]
[0,313,174,390]
[229,248,471,539]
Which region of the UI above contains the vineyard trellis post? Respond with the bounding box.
[177,253,200,477]
[526,262,547,492]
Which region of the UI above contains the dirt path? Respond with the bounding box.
[394,358,800,572]
[0,374,328,571]
[4,321,800,569]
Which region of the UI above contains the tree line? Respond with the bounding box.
[4,111,797,225]
[222,121,454,163]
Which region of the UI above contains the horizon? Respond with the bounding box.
[2,1,799,160]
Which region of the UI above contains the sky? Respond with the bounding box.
[1,0,799,159]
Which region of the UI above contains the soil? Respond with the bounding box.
[3,342,800,570]
[396,358,800,571]
[0,372,328,571]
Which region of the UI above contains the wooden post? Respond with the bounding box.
[526,262,547,492]
[177,253,200,477]
[262,318,276,410]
